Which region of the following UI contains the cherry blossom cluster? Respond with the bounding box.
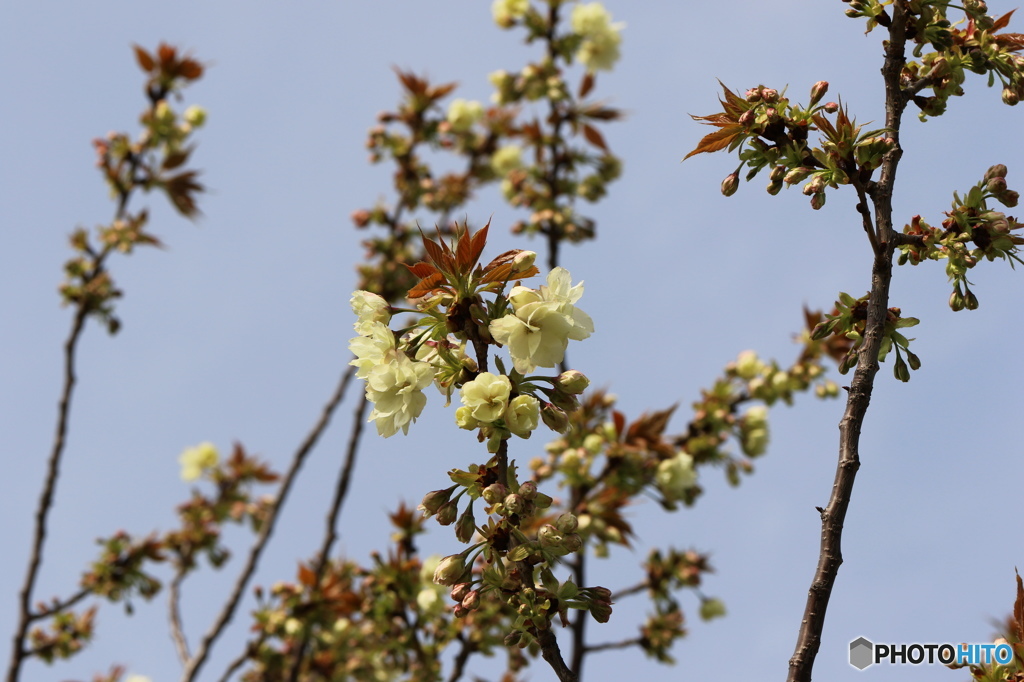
[348,224,592,445]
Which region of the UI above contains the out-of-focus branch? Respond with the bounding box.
[180,365,354,682]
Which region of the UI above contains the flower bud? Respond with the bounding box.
[784,167,812,185]
[503,493,526,515]
[450,582,471,602]
[823,101,840,114]
[538,524,563,547]
[511,250,537,275]
[738,109,757,127]
[433,554,467,586]
[700,598,727,621]
[518,480,538,500]
[462,589,481,610]
[455,506,477,543]
[562,533,583,553]
[540,403,570,433]
[766,180,783,195]
[810,192,826,210]
[554,370,590,394]
[1003,87,1020,106]
[809,81,829,106]
[769,165,786,183]
[555,512,579,533]
[987,176,1008,194]
[894,354,910,382]
[482,483,508,504]
[999,190,1019,207]
[745,87,762,102]
[949,289,965,311]
[721,172,739,197]
[965,288,980,310]
[984,164,1008,181]
[419,486,455,516]
[436,501,458,526]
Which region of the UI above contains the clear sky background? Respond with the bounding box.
[2,2,1023,681]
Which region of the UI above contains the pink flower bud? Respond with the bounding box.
[823,101,840,114]
[809,80,829,106]
[721,172,740,197]
[1003,87,1020,106]
[503,493,526,515]
[518,480,538,500]
[540,403,570,433]
[738,109,757,127]
[984,164,1008,181]
[461,589,481,610]
[762,88,779,103]
[810,192,826,210]
[450,583,471,602]
[419,486,455,516]
[745,87,762,102]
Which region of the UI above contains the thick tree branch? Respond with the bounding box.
[179,365,353,682]
[537,628,577,682]
[787,5,910,681]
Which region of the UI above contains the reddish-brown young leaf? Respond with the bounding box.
[420,233,448,268]
[297,563,316,587]
[580,104,622,121]
[612,410,626,441]
[133,45,155,73]
[157,43,176,65]
[479,262,538,284]
[178,58,203,80]
[582,124,609,152]
[162,148,191,171]
[992,8,1016,33]
[394,68,426,96]
[428,82,458,100]
[579,71,595,99]
[467,220,490,269]
[404,261,438,279]
[683,126,745,159]
[408,272,446,299]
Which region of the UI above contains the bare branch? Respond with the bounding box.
[179,365,354,682]
[787,5,912,681]
[537,628,577,682]
[168,570,190,664]
[582,637,644,654]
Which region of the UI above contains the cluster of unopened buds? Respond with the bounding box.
[897,164,1024,311]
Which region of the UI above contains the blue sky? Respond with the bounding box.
[2,2,1023,681]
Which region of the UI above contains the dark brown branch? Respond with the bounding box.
[538,628,577,682]
[6,304,88,682]
[787,4,910,681]
[611,581,648,600]
[26,587,91,622]
[285,379,365,682]
[179,365,354,682]
[446,634,475,682]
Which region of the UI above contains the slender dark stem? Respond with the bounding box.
[180,366,353,682]
[285,380,365,682]
[8,307,87,682]
[568,543,587,675]
[611,581,648,600]
[168,569,190,664]
[582,637,644,654]
[25,587,91,622]
[787,5,909,681]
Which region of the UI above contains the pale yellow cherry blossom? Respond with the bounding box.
[459,372,511,423]
[348,322,396,379]
[365,353,435,437]
[489,302,575,374]
[446,98,484,132]
[349,290,391,335]
[491,144,523,176]
[179,442,219,482]
[655,451,697,502]
[571,3,624,72]
[492,0,529,26]
[504,394,540,438]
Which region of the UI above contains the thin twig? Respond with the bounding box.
[582,637,644,654]
[787,5,910,681]
[179,365,354,682]
[285,381,365,682]
[26,587,91,622]
[168,569,190,664]
[610,581,648,601]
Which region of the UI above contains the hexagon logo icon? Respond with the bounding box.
[849,637,874,670]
